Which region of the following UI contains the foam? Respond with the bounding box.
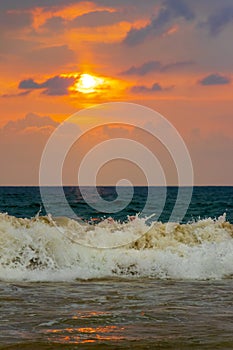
[0,212,233,281]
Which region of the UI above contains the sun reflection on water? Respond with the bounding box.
[44,325,125,344]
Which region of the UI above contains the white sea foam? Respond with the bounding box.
[0,212,233,281]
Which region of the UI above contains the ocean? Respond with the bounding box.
[0,186,233,349]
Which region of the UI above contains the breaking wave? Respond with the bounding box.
[0,212,233,281]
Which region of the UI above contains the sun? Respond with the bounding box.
[75,73,104,94]
[62,71,126,99]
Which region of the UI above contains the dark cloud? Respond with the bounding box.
[121,60,194,75]
[19,75,75,96]
[204,7,233,36]
[164,0,194,21]
[199,73,231,86]
[121,61,162,76]
[131,82,168,93]
[19,79,43,90]
[41,76,76,96]
[123,0,194,46]
[161,60,194,72]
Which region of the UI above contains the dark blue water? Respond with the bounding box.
[0,186,232,223]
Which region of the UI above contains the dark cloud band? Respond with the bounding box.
[121,60,194,76]
[19,75,76,96]
[199,73,231,86]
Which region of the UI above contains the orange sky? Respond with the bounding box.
[0,0,232,185]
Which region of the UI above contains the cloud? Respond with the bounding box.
[38,5,156,34]
[199,73,231,86]
[204,7,233,36]
[18,75,75,96]
[2,113,59,133]
[164,0,194,20]
[0,0,157,11]
[161,60,194,72]
[42,76,76,96]
[70,10,122,28]
[123,0,194,46]
[1,91,31,98]
[131,82,171,93]
[121,61,162,76]
[19,79,43,90]
[121,60,194,75]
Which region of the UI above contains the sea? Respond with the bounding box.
[0,186,233,349]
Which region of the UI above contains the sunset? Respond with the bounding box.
[0,0,232,185]
[0,0,233,348]
[74,73,104,93]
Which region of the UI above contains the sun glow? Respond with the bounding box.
[74,73,104,94]
[60,71,128,102]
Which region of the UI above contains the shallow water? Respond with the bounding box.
[1,279,233,349]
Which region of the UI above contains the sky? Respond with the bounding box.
[0,0,232,185]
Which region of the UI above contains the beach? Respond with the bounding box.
[0,186,233,348]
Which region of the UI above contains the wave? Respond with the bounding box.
[0,212,233,281]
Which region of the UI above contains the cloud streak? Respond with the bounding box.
[121,60,194,75]
[1,91,31,99]
[131,82,173,93]
[121,61,162,76]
